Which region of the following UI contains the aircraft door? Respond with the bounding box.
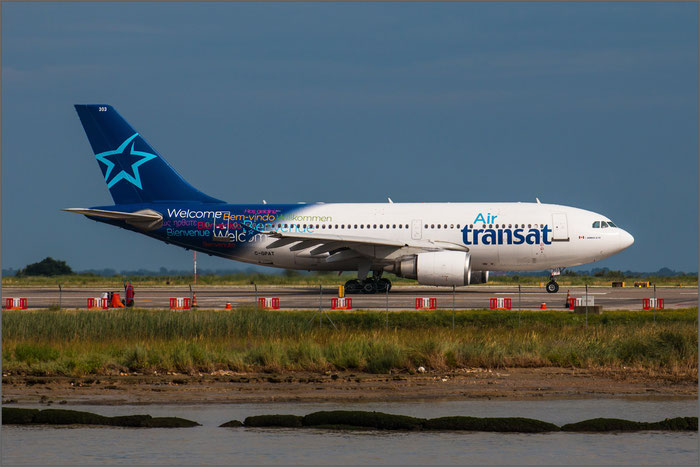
[552,213,569,241]
[411,219,422,240]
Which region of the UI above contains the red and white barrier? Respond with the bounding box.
[87,297,108,309]
[258,297,280,310]
[643,298,664,310]
[489,298,511,310]
[568,297,595,309]
[170,297,191,310]
[415,298,437,310]
[5,298,27,310]
[331,297,352,310]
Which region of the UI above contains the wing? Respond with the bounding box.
[263,230,468,263]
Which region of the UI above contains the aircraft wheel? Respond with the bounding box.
[361,279,378,294]
[345,279,361,294]
[546,281,559,293]
[376,278,391,293]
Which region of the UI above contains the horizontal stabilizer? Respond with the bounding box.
[63,208,163,231]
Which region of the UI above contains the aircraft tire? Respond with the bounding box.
[345,279,362,294]
[376,278,391,293]
[546,281,559,294]
[361,279,378,294]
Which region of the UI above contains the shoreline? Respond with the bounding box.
[3,368,696,406]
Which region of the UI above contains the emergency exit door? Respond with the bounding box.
[552,213,569,241]
[411,219,422,240]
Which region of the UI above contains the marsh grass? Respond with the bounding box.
[3,308,697,377]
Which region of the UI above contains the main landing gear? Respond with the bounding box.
[546,268,562,294]
[345,273,392,294]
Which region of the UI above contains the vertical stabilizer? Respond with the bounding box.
[74,105,224,205]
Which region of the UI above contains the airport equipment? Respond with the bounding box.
[258,297,280,310]
[415,298,437,310]
[642,298,664,310]
[634,281,650,288]
[330,297,352,310]
[489,298,512,310]
[170,297,191,310]
[338,285,345,298]
[612,281,625,287]
[5,298,27,310]
[87,298,108,309]
[568,296,595,310]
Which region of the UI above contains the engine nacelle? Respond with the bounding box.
[472,271,489,284]
[389,251,472,286]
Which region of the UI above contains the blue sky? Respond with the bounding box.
[2,2,697,273]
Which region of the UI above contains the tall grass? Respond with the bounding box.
[2,308,697,378]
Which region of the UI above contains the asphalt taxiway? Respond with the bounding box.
[3,285,696,311]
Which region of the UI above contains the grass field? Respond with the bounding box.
[2,307,697,379]
[2,272,697,287]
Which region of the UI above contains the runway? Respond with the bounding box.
[3,285,697,311]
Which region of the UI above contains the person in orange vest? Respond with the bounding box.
[125,280,135,307]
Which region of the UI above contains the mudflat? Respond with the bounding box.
[3,368,696,406]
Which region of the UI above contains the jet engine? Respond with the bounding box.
[472,270,489,284]
[390,251,472,286]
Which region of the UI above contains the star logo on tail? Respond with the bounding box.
[95,133,157,189]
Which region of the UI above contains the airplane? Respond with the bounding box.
[66,105,634,294]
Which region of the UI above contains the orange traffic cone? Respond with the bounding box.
[192,292,198,308]
[540,303,547,310]
[565,290,571,308]
[225,302,231,310]
[110,292,125,308]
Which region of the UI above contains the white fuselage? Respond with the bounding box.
[225,202,634,273]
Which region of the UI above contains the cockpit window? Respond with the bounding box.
[607,221,617,227]
[592,221,600,228]
[601,221,609,228]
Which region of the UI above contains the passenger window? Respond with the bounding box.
[437,224,441,229]
[425,224,428,229]
[457,224,460,229]
[450,224,454,229]
[431,224,435,228]
[393,224,396,228]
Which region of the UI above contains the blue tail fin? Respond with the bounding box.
[74,105,224,205]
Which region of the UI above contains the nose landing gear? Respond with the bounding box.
[546,268,563,293]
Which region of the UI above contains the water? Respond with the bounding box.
[3,399,698,465]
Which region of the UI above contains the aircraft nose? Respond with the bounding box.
[620,230,634,250]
